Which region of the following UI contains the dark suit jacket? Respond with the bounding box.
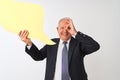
[25,32,100,80]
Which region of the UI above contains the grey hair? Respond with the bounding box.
[58,17,72,25]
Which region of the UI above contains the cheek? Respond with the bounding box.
[67,33,72,38]
[57,30,62,36]
[58,30,62,34]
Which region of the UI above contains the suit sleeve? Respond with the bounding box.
[25,43,47,61]
[75,31,100,55]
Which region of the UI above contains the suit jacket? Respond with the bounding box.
[25,32,100,80]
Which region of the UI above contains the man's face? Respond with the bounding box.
[57,19,72,41]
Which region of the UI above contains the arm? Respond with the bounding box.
[66,18,100,55]
[75,32,100,55]
[25,43,47,61]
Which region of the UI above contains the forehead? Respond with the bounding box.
[59,19,69,26]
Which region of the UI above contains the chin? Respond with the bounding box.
[62,37,70,41]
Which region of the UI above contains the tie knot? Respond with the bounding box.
[63,41,67,45]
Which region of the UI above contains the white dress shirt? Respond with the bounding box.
[54,38,71,80]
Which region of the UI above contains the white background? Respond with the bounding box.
[0,0,120,80]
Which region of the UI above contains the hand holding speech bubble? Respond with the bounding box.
[0,0,55,45]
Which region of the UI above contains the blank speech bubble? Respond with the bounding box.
[0,0,55,45]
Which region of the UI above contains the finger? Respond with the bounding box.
[19,30,24,38]
[19,30,27,39]
[68,19,73,25]
[19,31,25,40]
[18,30,22,36]
[25,30,29,38]
[22,30,28,38]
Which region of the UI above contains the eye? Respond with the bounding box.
[68,26,71,30]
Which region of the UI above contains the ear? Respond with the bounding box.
[56,27,58,30]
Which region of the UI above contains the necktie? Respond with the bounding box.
[62,42,69,80]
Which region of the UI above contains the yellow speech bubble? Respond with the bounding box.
[0,0,55,45]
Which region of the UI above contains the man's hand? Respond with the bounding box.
[19,30,32,46]
[67,18,77,35]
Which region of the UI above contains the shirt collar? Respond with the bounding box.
[59,38,71,45]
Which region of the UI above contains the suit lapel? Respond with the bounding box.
[68,37,77,65]
[51,39,59,67]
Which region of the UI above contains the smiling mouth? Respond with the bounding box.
[62,33,68,36]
